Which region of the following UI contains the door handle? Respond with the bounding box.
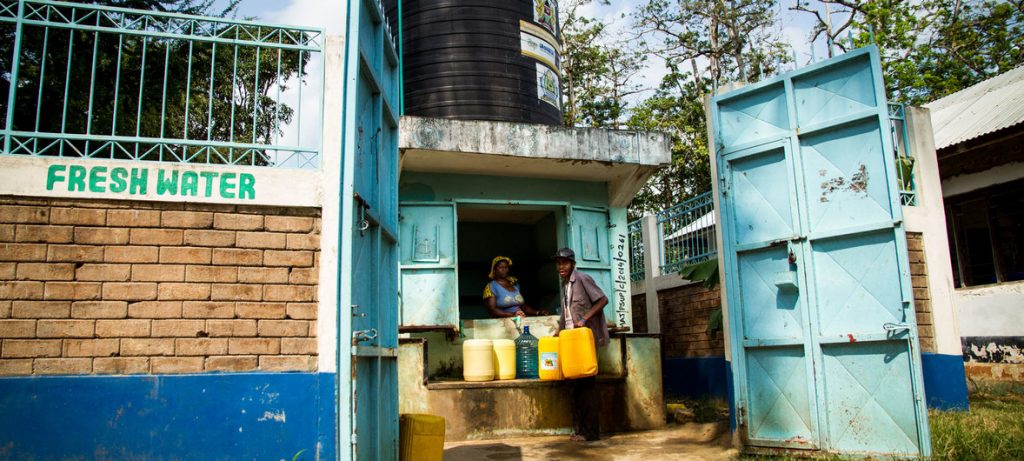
[353,328,378,343]
[883,322,910,332]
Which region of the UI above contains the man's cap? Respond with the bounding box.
[552,248,575,261]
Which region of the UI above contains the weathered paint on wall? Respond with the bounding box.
[624,336,666,430]
[0,372,336,460]
[398,339,431,415]
[0,156,322,207]
[956,281,1024,337]
[962,336,1024,364]
[399,172,607,207]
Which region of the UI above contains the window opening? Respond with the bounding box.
[455,205,562,320]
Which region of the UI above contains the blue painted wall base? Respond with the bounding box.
[662,356,729,400]
[921,353,970,410]
[664,353,968,432]
[0,372,337,461]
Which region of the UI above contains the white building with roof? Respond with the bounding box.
[924,65,1024,381]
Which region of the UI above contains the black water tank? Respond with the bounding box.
[384,0,563,126]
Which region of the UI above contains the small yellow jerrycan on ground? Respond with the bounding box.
[559,327,598,379]
[399,414,445,461]
[538,336,562,380]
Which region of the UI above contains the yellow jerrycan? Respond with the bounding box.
[399,414,445,461]
[538,336,562,380]
[462,339,495,381]
[559,327,598,379]
[492,339,516,380]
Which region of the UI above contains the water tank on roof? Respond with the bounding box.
[384,0,563,126]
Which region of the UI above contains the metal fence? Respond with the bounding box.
[657,191,716,274]
[628,218,644,281]
[0,0,324,168]
[888,103,917,205]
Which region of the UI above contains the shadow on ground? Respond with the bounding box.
[444,422,736,461]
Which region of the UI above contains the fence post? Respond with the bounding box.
[3,0,26,155]
[641,213,662,333]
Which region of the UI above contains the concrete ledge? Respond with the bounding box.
[398,116,671,207]
[428,376,625,390]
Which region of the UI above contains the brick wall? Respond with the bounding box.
[646,233,933,359]
[630,293,647,333]
[0,196,320,375]
[658,283,724,358]
[907,232,936,353]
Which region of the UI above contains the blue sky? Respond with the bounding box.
[216,0,847,151]
[221,0,843,96]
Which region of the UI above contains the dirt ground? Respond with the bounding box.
[443,422,739,461]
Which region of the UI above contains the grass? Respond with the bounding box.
[929,380,1024,461]
[731,380,1024,460]
[666,396,731,424]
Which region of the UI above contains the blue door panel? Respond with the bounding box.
[727,147,794,246]
[344,0,400,458]
[570,207,615,321]
[746,347,815,444]
[821,342,920,455]
[811,231,904,338]
[713,47,930,457]
[792,59,877,128]
[738,247,803,341]
[398,203,458,328]
[799,121,893,235]
[717,83,790,149]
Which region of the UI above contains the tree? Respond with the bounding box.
[560,0,645,128]
[626,0,788,218]
[626,71,712,219]
[0,0,310,165]
[791,0,1024,105]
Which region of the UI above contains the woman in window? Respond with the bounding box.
[483,256,548,318]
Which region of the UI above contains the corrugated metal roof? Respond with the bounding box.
[924,65,1024,150]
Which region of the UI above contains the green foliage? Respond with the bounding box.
[0,0,308,165]
[794,0,1024,105]
[626,73,712,218]
[624,1,789,218]
[678,257,719,289]
[561,0,645,128]
[566,1,1022,217]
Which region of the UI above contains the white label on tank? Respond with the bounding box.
[540,352,559,370]
[536,63,560,109]
[521,31,559,72]
[533,0,558,36]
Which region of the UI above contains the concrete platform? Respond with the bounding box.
[443,422,738,461]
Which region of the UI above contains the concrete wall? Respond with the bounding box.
[397,335,665,441]
[0,196,334,459]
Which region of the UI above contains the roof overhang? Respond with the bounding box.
[398,116,672,207]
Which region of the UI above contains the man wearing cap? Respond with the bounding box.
[553,247,609,442]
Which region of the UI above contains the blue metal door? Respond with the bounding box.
[568,206,615,322]
[398,202,458,329]
[712,47,930,456]
[342,0,400,458]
